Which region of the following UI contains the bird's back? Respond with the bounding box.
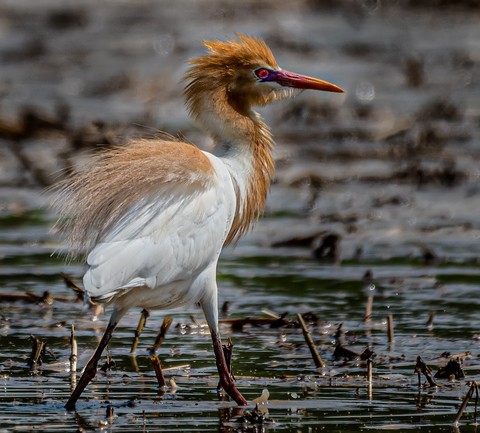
[54,139,237,307]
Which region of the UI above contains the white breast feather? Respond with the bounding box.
[83,153,236,305]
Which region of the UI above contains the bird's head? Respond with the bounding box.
[185,34,343,114]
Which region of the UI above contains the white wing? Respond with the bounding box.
[83,153,235,305]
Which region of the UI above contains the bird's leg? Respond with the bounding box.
[66,308,124,410]
[217,338,234,391]
[223,338,234,377]
[201,291,248,406]
[210,328,248,405]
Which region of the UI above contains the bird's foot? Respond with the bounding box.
[220,374,248,406]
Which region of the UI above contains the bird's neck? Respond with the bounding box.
[190,87,275,245]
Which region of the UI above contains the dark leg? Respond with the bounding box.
[217,339,234,391]
[201,289,248,406]
[210,328,248,405]
[66,308,123,410]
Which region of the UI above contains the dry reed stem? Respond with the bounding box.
[367,358,373,400]
[28,335,45,370]
[150,354,166,388]
[69,323,77,375]
[297,313,326,368]
[414,356,438,388]
[454,381,478,425]
[426,311,435,328]
[387,314,394,343]
[130,309,149,355]
[149,316,173,354]
[365,296,373,321]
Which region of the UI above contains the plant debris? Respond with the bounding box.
[435,359,465,380]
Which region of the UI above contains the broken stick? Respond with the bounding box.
[414,356,438,387]
[365,295,373,322]
[130,309,149,355]
[297,313,326,368]
[150,354,166,388]
[28,335,45,370]
[387,314,394,344]
[454,381,478,425]
[148,316,173,354]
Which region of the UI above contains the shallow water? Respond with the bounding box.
[1,210,479,432]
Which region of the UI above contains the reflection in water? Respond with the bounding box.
[2,245,480,431]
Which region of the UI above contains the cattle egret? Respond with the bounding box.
[54,34,344,409]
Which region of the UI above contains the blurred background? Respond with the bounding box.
[1,1,480,431]
[1,1,479,236]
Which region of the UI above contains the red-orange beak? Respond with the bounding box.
[271,69,344,93]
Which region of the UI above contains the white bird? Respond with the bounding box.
[53,34,343,409]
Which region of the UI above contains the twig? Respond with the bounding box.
[454,381,478,425]
[69,323,77,374]
[426,311,435,329]
[130,309,149,355]
[414,356,438,387]
[162,364,190,372]
[150,355,166,388]
[28,335,46,370]
[475,383,479,425]
[148,316,173,354]
[106,405,114,422]
[366,358,373,382]
[367,358,373,399]
[365,295,373,321]
[69,325,77,388]
[297,313,326,368]
[261,308,281,319]
[387,314,394,343]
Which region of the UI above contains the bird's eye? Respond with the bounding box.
[254,68,270,80]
